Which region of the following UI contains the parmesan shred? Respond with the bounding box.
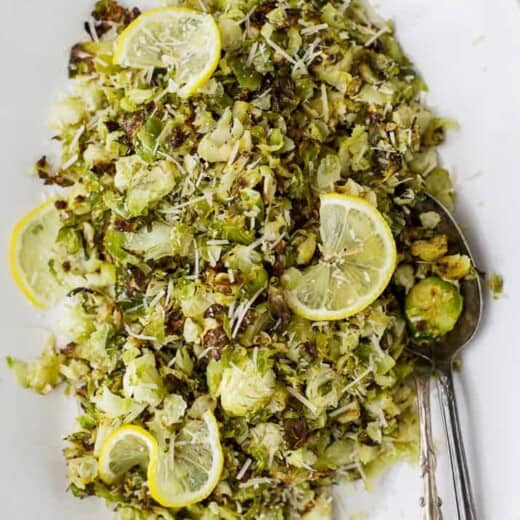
[286,387,318,415]
[227,140,240,167]
[342,367,373,395]
[61,154,79,170]
[236,458,252,480]
[157,150,186,174]
[231,285,266,338]
[197,347,213,359]
[87,18,99,42]
[263,36,298,65]
[123,324,157,342]
[364,25,390,47]
[238,477,277,489]
[147,289,165,309]
[301,23,329,36]
[239,5,257,25]
[247,41,259,67]
[70,125,85,150]
[329,401,357,418]
[160,194,209,213]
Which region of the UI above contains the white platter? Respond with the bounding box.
[0,1,519,518]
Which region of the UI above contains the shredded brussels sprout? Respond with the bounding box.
[7,0,477,518]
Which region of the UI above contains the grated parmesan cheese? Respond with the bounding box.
[61,154,79,170]
[236,458,252,480]
[124,324,158,342]
[342,366,373,395]
[364,25,390,47]
[231,285,266,338]
[159,194,209,213]
[301,23,329,36]
[286,387,318,415]
[264,36,297,65]
[247,41,259,67]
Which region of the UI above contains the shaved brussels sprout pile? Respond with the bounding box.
[8,0,476,518]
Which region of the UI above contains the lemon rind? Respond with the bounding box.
[147,410,224,508]
[286,193,397,321]
[98,412,223,508]
[98,425,158,485]
[113,7,221,98]
[9,198,58,309]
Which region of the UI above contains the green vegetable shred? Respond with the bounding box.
[8,0,477,518]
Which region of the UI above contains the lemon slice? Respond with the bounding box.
[148,410,224,508]
[113,7,221,97]
[284,194,397,321]
[98,425,157,485]
[9,199,68,309]
[98,411,223,508]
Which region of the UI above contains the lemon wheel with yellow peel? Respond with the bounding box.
[284,193,397,321]
[113,7,221,98]
[9,199,68,309]
[98,425,157,485]
[98,411,224,508]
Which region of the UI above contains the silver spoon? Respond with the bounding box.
[412,193,483,520]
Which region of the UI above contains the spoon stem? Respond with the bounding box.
[436,365,477,520]
[416,374,443,520]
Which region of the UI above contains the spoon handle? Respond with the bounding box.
[436,366,477,520]
[416,375,443,520]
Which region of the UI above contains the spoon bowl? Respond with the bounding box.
[414,194,484,367]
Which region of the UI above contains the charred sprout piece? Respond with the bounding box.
[434,254,472,280]
[488,273,504,299]
[411,234,448,262]
[405,276,463,340]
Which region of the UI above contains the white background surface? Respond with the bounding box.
[0,1,519,519]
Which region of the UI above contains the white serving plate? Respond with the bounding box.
[0,1,519,518]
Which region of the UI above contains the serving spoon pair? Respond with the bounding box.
[412,194,483,520]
